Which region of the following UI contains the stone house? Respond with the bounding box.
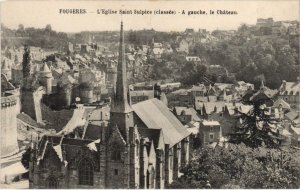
[199,120,221,146]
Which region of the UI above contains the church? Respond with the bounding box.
[29,22,191,189]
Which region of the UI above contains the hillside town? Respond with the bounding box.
[1,17,300,189]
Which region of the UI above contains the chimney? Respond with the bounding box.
[282,80,287,91]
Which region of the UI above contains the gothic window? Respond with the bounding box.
[111,149,121,161]
[78,158,94,186]
[47,176,58,189]
[136,140,139,156]
[114,169,118,175]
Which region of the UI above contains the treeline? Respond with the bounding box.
[190,34,299,88]
[1,24,69,49]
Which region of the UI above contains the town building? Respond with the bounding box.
[277,79,300,110]
[199,120,222,146]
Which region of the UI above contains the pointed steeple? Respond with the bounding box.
[111,22,132,113]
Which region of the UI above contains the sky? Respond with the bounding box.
[1,0,299,32]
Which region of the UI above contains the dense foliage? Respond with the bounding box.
[169,144,300,189]
[1,24,69,49]
[189,32,299,89]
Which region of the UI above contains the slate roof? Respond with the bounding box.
[37,135,94,158]
[291,126,300,135]
[196,102,226,114]
[285,111,299,121]
[1,74,15,91]
[249,87,278,102]
[17,113,44,129]
[174,107,201,121]
[132,98,190,147]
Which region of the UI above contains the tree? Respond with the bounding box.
[229,84,284,148]
[169,144,300,189]
[45,24,52,32]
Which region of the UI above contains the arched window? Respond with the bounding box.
[47,176,58,189]
[111,149,121,160]
[78,158,94,186]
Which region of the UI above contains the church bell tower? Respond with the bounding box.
[109,21,134,140]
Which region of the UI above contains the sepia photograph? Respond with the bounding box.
[0,0,299,189]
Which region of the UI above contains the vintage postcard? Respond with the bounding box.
[0,0,299,189]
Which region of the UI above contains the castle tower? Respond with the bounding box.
[21,46,43,122]
[1,74,20,158]
[39,62,53,94]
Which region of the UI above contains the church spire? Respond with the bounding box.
[111,21,132,113]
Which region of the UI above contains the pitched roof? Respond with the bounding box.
[285,111,299,121]
[132,98,190,147]
[273,98,291,109]
[249,87,278,101]
[191,84,206,91]
[174,107,201,121]
[1,74,15,91]
[291,126,300,135]
[197,102,226,114]
[17,113,44,129]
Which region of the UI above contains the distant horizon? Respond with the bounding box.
[1,1,299,33]
[2,16,299,34]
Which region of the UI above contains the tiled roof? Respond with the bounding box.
[132,98,190,147]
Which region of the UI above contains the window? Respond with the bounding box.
[78,158,94,186]
[114,169,118,175]
[209,133,214,141]
[47,176,58,189]
[111,149,121,160]
[210,126,213,132]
